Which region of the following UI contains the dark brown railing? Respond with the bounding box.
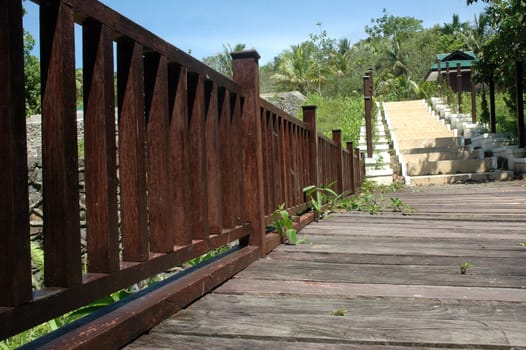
[0,0,364,347]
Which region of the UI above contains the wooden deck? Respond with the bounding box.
[125,181,526,349]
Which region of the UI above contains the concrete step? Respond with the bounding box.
[402,150,483,162]
[408,170,513,186]
[406,158,495,177]
[397,137,463,151]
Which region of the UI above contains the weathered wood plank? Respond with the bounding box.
[269,251,526,267]
[147,311,526,348]
[175,293,526,322]
[216,279,526,302]
[125,333,470,350]
[235,259,526,288]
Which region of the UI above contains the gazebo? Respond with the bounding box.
[425,50,478,93]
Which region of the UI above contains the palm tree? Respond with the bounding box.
[202,43,246,78]
[271,42,318,94]
[459,13,494,56]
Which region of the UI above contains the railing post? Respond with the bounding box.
[437,59,442,97]
[231,50,266,257]
[303,106,319,188]
[347,142,356,194]
[456,63,462,114]
[446,61,451,105]
[0,0,32,306]
[516,61,525,148]
[489,72,497,133]
[471,67,477,124]
[363,72,373,158]
[332,130,343,194]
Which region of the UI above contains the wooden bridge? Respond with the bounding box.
[2,1,525,349]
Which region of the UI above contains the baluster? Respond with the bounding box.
[117,40,148,261]
[83,20,119,272]
[168,64,191,246]
[187,72,209,240]
[144,52,171,252]
[0,0,32,305]
[40,0,82,286]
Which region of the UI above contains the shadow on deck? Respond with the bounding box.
[126,181,526,350]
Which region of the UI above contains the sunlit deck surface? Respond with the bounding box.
[126,181,526,349]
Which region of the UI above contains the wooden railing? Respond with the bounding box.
[0,0,364,346]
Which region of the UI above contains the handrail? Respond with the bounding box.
[0,0,365,345]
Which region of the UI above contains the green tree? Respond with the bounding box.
[271,41,318,94]
[202,43,246,78]
[24,31,41,116]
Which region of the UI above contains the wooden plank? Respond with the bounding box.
[270,250,526,268]
[216,279,526,303]
[235,259,526,288]
[144,311,526,348]
[144,52,171,252]
[40,0,82,287]
[83,20,119,273]
[117,40,149,261]
[205,80,222,234]
[0,0,32,305]
[125,333,470,350]
[187,72,209,240]
[174,293,526,322]
[218,88,235,229]
[167,64,191,246]
[230,93,245,225]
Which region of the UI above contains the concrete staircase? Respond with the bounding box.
[383,100,512,186]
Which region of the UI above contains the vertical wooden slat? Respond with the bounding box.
[347,142,355,194]
[0,0,32,305]
[187,72,209,240]
[219,88,235,229]
[205,80,222,234]
[168,64,190,246]
[83,20,119,272]
[273,114,283,207]
[334,137,342,192]
[266,112,276,212]
[231,94,245,225]
[261,109,272,214]
[40,0,81,287]
[144,53,171,252]
[281,119,290,207]
[117,40,148,261]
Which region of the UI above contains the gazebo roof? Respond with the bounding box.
[425,50,478,81]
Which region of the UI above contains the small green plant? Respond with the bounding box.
[390,197,415,215]
[331,309,347,316]
[459,262,474,274]
[272,204,307,245]
[520,242,526,247]
[303,182,349,219]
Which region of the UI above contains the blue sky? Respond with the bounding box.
[23,0,488,65]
